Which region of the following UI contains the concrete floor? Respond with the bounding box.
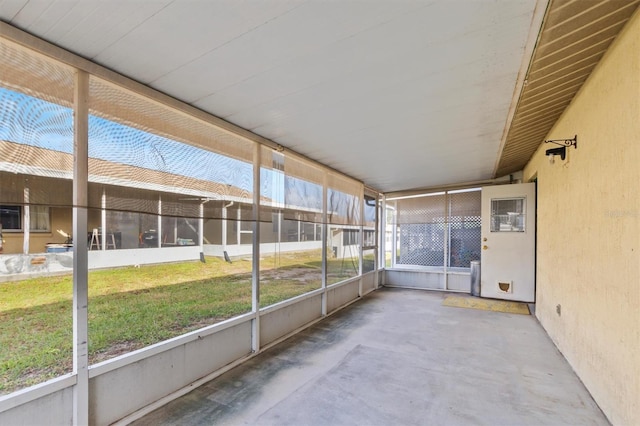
[132,288,608,426]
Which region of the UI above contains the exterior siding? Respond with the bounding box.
[523,9,640,425]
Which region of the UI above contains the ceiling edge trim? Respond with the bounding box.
[492,0,551,178]
[384,172,523,199]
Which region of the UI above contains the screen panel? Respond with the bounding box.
[0,39,75,395]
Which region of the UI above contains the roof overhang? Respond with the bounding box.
[0,1,638,194]
[495,0,639,177]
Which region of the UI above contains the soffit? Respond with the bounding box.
[495,0,640,177]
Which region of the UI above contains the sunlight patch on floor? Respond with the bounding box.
[442,295,530,315]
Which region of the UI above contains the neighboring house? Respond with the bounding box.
[0,139,336,274]
[0,140,368,275]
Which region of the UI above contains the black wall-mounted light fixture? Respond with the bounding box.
[545,135,577,164]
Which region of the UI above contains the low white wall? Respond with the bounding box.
[260,293,323,347]
[0,274,369,426]
[446,272,471,292]
[89,319,253,426]
[0,252,74,282]
[383,269,445,290]
[327,279,360,313]
[0,243,352,278]
[0,382,73,425]
[203,241,322,258]
[383,269,471,292]
[88,246,202,269]
[361,271,376,295]
[0,242,325,281]
[0,247,203,282]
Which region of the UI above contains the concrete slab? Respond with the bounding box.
[132,288,609,426]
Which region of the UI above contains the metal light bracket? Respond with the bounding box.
[544,135,577,163]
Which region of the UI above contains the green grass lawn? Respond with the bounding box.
[0,250,361,394]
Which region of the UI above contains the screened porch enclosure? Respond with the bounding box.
[0,34,379,425]
[384,189,482,292]
[0,25,478,425]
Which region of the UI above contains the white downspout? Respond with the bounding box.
[101,188,106,251]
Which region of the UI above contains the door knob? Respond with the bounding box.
[483,245,488,250]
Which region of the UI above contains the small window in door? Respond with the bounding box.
[490,198,525,232]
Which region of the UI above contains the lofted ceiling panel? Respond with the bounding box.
[2,0,545,192]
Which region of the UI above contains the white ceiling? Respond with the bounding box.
[0,0,540,193]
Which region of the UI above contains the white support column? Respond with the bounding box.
[221,204,227,252]
[22,187,29,255]
[444,192,450,290]
[236,206,241,245]
[321,174,328,316]
[358,195,364,297]
[198,203,204,248]
[378,196,386,289]
[72,69,89,426]
[157,196,162,248]
[173,218,178,244]
[380,196,386,268]
[391,203,397,268]
[297,215,301,242]
[277,212,282,244]
[101,188,106,251]
[251,144,261,353]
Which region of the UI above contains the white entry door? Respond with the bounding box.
[480,183,535,302]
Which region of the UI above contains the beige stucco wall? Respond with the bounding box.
[523,10,640,426]
[1,207,71,254]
